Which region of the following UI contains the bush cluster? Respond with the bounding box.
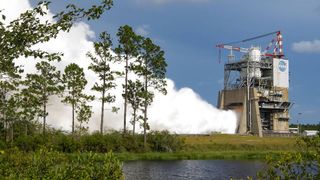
[0,148,123,179]
[7,130,185,153]
[147,130,185,152]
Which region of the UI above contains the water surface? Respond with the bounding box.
[123,160,265,180]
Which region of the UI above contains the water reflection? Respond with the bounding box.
[123,160,265,180]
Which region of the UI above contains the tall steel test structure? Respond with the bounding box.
[217,31,291,137]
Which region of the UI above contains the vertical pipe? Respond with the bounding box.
[246,60,252,133]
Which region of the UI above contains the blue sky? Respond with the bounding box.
[32,0,320,124]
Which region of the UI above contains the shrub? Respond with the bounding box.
[3,130,186,153]
[52,134,80,153]
[80,132,109,152]
[80,132,144,153]
[14,135,38,152]
[147,130,185,152]
[258,136,320,179]
[0,139,6,150]
[0,148,123,179]
[56,152,123,179]
[121,134,144,152]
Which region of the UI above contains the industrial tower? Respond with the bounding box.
[217,31,291,137]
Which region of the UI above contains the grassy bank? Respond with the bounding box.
[116,134,298,161]
[1,133,299,161]
[182,134,298,151]
[116,150,290,161]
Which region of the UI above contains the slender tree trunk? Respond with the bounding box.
[133,108,136,136]
[43,102,46,136]
[72,103,75,134]
[25,122,28,136]
[101,69,106,134]
[5,123,10,142]
[3,122,6,142]
[72,90,75,134]
[143,74,148,148]
[79,122,82,136]
[0,92,5,141]
[10,123,13,144]
[101,90,105,134]
[4,118,8,142]
[123,56,129,134]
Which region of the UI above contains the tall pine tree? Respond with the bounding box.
[87,32,119,134]
[62,63,93,134]
[115,25,141,134]
[133,37,167,147]
[25,61,63,135]
[126,80,144,135]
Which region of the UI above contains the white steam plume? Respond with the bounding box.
[1,0,237,134]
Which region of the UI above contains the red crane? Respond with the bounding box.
[216,31,284,63]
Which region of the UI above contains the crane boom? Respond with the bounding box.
[216,44,249,53]
[216,31,284,63]
[223,31,280,45]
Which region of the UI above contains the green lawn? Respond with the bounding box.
[182,134,298,151]
[117,134,298,161]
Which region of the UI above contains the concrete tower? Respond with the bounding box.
[217,32,291,137]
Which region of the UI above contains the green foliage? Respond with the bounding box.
[53,134,80,153]
[127,80,144,112]
[0,139,6,149]
[0,94,20,141]
[88,32,118,97]
[76,102,93,130]
[79,132,144,153]
[0,0,113,76]
[258,135,320,179]
[81,132,110,152]
[2,130,182,153]
[17,88,42,125]
[14,135,39,152]
[24,61,63,134]
[290,123,320,132]
[127,80,144,134]
[0,148,123,179]
[136,37,168,147]
[115,25,142,134]
[62,63,89,105]
[115,25,168,146]
[135,37,167,95]
[88,31,119,134]
[147,131,185,152]
[0,0,113,141]
[62,63,93,133]
[115,25,142,58]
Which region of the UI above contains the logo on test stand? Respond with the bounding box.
[278,60,287,72]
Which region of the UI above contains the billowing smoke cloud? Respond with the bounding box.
[1,0,237,134]
[148,81,237,134]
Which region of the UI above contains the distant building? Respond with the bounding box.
[303,130,319,137]
[289,127,298,134]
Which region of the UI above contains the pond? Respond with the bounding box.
[123,160,265,180]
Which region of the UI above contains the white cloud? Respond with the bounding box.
[135,24,150,36]
[292,40,320,53]
[1,0,237,134]
[0,0,31,22]
[135,0,210,6]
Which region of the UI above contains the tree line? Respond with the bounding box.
[0,1,167,148]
